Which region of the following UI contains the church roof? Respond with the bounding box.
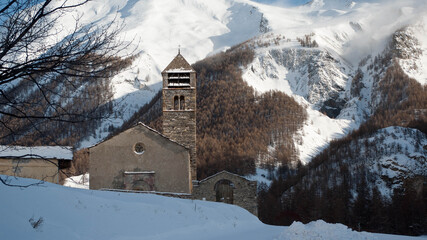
[162,53,194,73]
[88,122,189,151]
[136,122,189,150]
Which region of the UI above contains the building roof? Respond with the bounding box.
[0,145,73,160]
[162,53,194,73]
[197,170,254,183]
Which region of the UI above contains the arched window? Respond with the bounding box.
[180,96,185,110]
[214,179,234,204]
[174,96,179,110]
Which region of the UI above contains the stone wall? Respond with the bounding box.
[162,88,196,111]
[192,171,258,216]
[162,80,197,181]
[162,109,197,181]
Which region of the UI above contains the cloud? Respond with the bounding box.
[342,0,427,65]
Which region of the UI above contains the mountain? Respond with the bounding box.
[52,0,273,148]
[2,0,425,155]
[73,0,427,157]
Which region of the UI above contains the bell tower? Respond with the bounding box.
[162,52,197,181]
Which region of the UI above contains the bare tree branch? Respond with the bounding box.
[0,0,135,147]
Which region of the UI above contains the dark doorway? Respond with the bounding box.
[215,179,234,204]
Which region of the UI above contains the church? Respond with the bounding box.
[89,52,257,215]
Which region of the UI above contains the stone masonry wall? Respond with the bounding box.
[162,110,197,180]
[162,82,197,180]
[192,171,258,216]
[163,88,196,111]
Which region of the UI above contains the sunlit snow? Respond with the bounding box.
[0,175,420,240]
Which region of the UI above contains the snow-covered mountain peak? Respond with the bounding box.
[238,0,427,163]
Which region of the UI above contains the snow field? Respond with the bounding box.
[1,175,421,240]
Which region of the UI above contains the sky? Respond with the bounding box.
[252,0,308,6]
[251,0,380,7]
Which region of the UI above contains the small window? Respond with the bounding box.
[134,142,145,154]
[180,96,185,110]
[174,96,179,110]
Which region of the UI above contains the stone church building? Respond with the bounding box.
[89,52,257,215]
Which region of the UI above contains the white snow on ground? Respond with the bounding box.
[0,175,421,240]
[278,220,424,240]
[63,173,89,189]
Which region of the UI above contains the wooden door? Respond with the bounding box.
[215,179,234,204]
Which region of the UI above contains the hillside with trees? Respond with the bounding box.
[0,56,134,146]
[0,0,133,147]
[257,51,427,235]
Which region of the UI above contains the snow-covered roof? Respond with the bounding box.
[165,69,193,73]
[162,53,194,73]
[0,145,73,160]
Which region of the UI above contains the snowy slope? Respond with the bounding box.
[0,175,420,240]
[289,126,427,199]
[357,126,427,197]
[398,18,427,86]
[52,0,427,161]
[240,0,427,163]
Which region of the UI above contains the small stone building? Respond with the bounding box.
[0,145,73,184]
[89,123,192,193]
[193,171,258,216]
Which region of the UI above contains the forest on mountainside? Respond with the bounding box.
[193,44,307,179]
[0,55,135,147]
[258,59,427,236]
